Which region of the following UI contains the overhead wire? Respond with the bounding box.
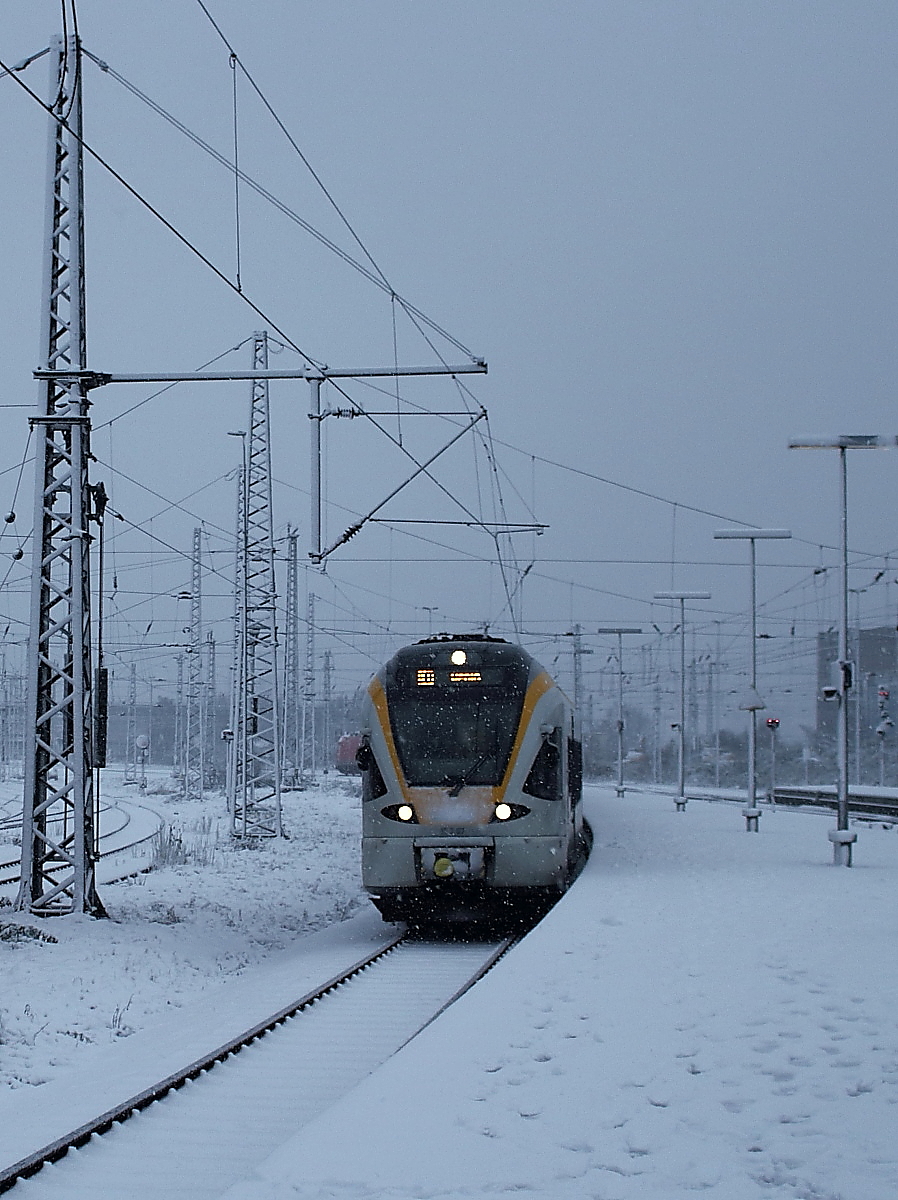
[81,49,475,360]
[0,48,322,370]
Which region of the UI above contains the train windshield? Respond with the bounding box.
[386,655,528,788]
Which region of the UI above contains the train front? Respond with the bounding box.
[359,635,580,923]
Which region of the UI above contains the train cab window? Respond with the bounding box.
[389,696,522,788]
[568,737,583,805]
[523,733,562,801]
[357,740,388,801]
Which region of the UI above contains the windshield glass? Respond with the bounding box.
[388,691,525,787]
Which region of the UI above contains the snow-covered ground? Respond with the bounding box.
[3,780,898,1199]
[223,787,898,1200]
[0,769,365,1091]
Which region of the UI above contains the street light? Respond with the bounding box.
[597,628,643,797]
[713,527,791,830]
[653,591,711,808]
[789,435,898,865]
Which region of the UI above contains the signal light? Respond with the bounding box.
[766,717,780,729]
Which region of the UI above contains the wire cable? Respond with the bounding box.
[0,49,322,370]
[83,48,476,360]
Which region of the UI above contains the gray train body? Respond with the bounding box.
[358,635,587,923]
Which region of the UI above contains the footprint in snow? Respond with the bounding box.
[846,1081,874,1096]
[752,1040,780,1054]
[760,1068,795,1082]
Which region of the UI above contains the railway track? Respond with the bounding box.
[0,928,516,1198]
[645,784,898,824]
[770,785,898,822]
[0,799,163,888]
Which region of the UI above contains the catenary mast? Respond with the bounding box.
[125,662,138,783]
[184,527,205,799]
[17,34,104,916]
[282,526,301,787]
[229,333,283,836]
[300,592,316,782]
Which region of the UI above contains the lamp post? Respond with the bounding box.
[713,528,791,830]
[597,627,643,797]
[654,592,711,808]
[789,435,898,865]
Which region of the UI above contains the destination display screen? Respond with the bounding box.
[410,666,508,688]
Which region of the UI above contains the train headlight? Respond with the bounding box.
[434,856,455,878]
[397,804,414,822]
[495,802,512,821]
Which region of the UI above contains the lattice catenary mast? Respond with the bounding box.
[184,527,205,799]
[17,34,104,915]
[282,526,301,788]
[228,333,282,836]
[124,662,138,783]
[300,591,316,782]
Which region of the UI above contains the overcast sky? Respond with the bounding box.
[2,1,898,735]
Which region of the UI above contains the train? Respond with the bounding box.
[335,734,363,775]
[357,634,589,923]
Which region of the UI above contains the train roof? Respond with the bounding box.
[381,635,543,680]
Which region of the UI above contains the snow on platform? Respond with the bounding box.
[222,785,898,1200]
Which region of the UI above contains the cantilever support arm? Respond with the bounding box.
[33,362,487,387]
[312,410,487,563]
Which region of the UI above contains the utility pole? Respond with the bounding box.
[184,527,204,800]
[17,34,104,916]
[597,628,642,797]
[228,333,282,837]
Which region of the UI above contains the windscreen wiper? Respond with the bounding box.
[446,751,490,797]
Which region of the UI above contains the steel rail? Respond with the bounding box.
[0,929,409,1194]
[770,786,898,822]
[0,802,163,887]
[643,784,898,824]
